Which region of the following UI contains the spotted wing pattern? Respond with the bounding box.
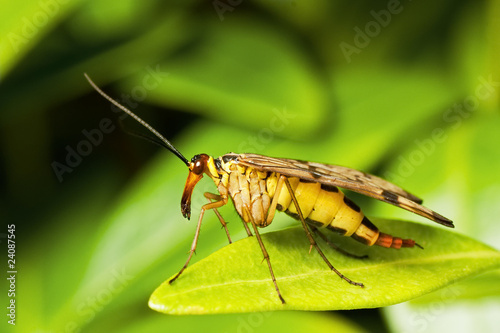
[233,153,453,228]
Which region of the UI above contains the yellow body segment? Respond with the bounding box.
[276,177,300,210]
[332,202,364,237]
[352,222,379,246]
[307,187,342,224]
[285,181,322,217]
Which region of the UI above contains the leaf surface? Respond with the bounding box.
[150,219,500,314]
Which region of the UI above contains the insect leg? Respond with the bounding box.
[265,173,284,225]
[169,197,227,284]
[245,206,285,304]
[284,178,364,288]
[309,225,368,259]
[204,192,232,244]
[241,221,253,237]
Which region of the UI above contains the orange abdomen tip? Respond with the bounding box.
[375,232,423,249]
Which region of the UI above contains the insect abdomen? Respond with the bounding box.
[276,177,413,248]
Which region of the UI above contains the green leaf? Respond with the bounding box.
[408,269,500,304]
[149,219,500,315]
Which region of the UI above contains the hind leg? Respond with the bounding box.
[310,225,368,259]
[284,177,364,288]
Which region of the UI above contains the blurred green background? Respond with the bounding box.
[1,0,499,332]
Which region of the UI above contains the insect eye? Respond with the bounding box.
[191,154,209,174]
[194,161,203,173]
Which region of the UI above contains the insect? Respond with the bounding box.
[84,73,453,304]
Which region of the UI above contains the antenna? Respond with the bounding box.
[84,73,190,166]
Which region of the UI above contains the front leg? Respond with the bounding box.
[244,206,285,304]
[169,195,227,284]
[204,192,232,244]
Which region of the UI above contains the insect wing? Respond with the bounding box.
[235,153,453,228]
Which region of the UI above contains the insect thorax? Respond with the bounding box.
[212,154,277,227]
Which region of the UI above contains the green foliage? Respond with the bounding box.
[2,0,499,332]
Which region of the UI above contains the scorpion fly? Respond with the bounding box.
[84,74,453,304]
